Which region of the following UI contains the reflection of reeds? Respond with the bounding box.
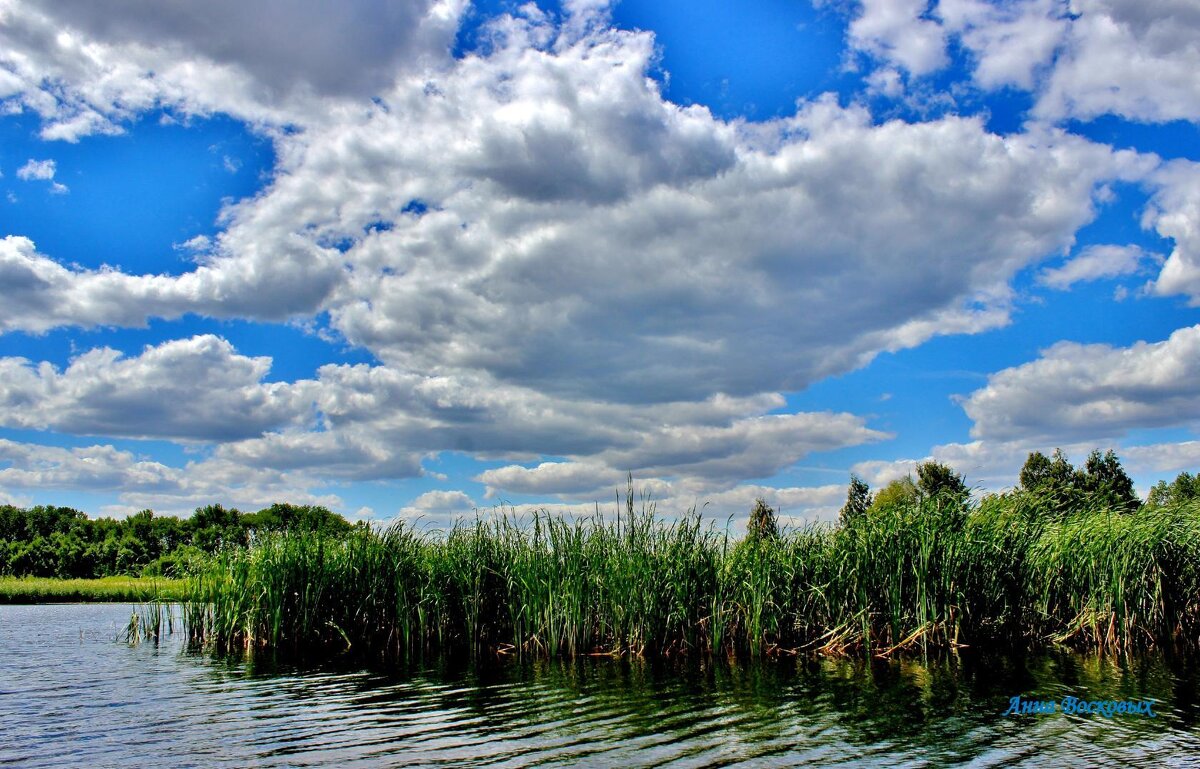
[182,490,1200,662]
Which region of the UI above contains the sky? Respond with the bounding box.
[0,0,1198,525]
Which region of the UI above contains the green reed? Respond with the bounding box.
[183,492,1200,661]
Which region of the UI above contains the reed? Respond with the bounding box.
[182,491,1200,662]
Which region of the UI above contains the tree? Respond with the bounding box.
[869,476,919,513]
[839,475,873,526]
[1019,451,1052,493]
[1078,449,1139,511]
[1147,471,1200,508]
[747,498,778,542]
[916,460,967,499]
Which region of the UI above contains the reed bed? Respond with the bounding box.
[183,494,1200,661]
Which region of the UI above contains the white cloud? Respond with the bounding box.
[849,0,950,76]
[839,0,1200,124]
[398,489,477,519]
[1144,160,1200,303]
[962,324,1200,442]
[0,0,469,139]
[1034,0,1200,123]
[1038,243,1157,289]
[0,335,316,441]
[15,158,68,192]
[1124,440,1200,474]
[938,0,1068,90]
[0,235,341,333]
[0,438,341,516]
[0,4,1190,518]
[16,158,56,180]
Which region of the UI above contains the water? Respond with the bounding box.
[3,605,1200,767]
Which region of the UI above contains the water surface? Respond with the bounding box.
[3,604,1199,767]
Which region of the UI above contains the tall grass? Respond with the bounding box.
[183,492,1200,662]
[0,575,188,604]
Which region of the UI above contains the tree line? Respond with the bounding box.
[837,448,1195,526]
[0,503,354,579]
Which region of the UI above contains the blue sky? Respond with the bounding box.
[1,0,1199,523]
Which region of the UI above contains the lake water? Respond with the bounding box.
[3,604,1200,767]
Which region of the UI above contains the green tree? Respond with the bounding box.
[1078,449,1139,511]
[916,460,967,499]
[868,476,919,513]
[839,475,873,526]
[746,498,778,542]
[1147,471,1200,507]
[1019,451,1052,492]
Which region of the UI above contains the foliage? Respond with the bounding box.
[0,503,354,579]
[1018,448,1140,516]
[868,476,919,514]
[184,487,1200,663]
[915,460,967,499]
[839,475,872,526]
[746,498,778,542]
[1147,471,1200,508]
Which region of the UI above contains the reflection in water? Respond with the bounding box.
[2,604,1199,767]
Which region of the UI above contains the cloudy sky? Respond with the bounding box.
[0,0,1198,524]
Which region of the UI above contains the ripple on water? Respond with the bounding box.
[3,604,1200,768]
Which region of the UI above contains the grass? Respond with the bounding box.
[182,492,1200,662]
[0,575,188,604]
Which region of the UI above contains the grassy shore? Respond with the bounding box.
[0,576,188,604]
[182,493,1200,661]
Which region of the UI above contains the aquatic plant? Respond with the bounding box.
[182,490,1200,662]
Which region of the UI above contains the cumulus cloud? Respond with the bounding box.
[962,324,1200,443]
[840,0,1200,124]
[15,157,67,192]
[0,0,469,139]
[16,158,55,180]
[1144,160,1200,303]
[0,335,315,441]
[1038,244,1157,289]
[849,0,950,76]
[0,235,341,333]
[398,489,478,520]
[0,438,341,515]
[0,4,1189,517]
[0,13,1156,404]
[1034,0,1200,123]
[1124,440,1200,474]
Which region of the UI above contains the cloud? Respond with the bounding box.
[0,14,1157,407]
[1124,440,1200,474]
[398,489,477,520]
[849,0,950,76]
[0,335,316,441]
[0,235,341,333]
[840,0,1200,124]
[961,324,1200,442]
[478,461,620,498]
[1034,0,1200,123]
[0,0,469,139]
[1038,244,1157,289]
[16,158,56,180]
[1144,160,1200,303]
[0,5,1190,519]
[15,157,67,192]
[0,438,341,515]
